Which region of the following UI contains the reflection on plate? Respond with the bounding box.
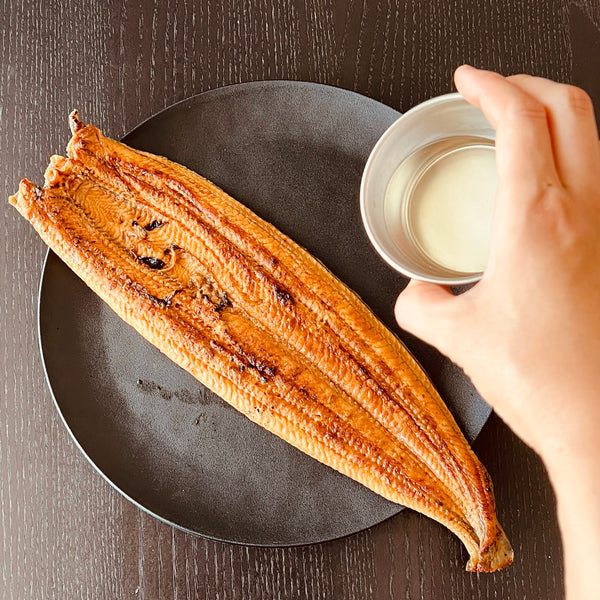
[38,81,491,546]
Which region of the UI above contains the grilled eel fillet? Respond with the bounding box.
[10,112,513,572]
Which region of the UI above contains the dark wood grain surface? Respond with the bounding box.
[2,1,599,598]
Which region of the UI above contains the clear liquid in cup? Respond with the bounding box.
[384,136,497,274]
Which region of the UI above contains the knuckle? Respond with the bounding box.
[505,97,547,122]
[560,84,593,114]
[506,73,530,86]
[530,181,564,207]
[528,184,575,237]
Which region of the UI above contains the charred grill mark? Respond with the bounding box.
[138,256,166,269]
[143,219,164,231]
[357,365,370,378]
[209,339,277,381]
[164,288,183,306]
[130,281,182,307]
[273,284,293,306]
[240,352,276,379]
[262,365,276,377]
[215,291,231,312]
[131,219,166,241]
[145,291,170,307]
[209,340,226,353]
[199,286,231,314]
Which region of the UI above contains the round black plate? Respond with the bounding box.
[38,81,491,546]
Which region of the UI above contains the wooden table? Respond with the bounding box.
[2,1,598,598]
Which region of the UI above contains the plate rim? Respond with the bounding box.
[117,79,401,141]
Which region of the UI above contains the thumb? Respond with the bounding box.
[395,280,460,353]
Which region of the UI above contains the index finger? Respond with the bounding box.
[454,66,561,195]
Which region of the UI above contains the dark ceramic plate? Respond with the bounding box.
[38,81,491,546]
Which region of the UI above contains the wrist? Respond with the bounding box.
[540,431,600,600]
[538,425,600,493]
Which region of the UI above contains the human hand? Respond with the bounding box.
[394,66,600,597]
[394,65,600,468]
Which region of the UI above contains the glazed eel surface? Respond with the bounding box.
[10,113,513,571]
